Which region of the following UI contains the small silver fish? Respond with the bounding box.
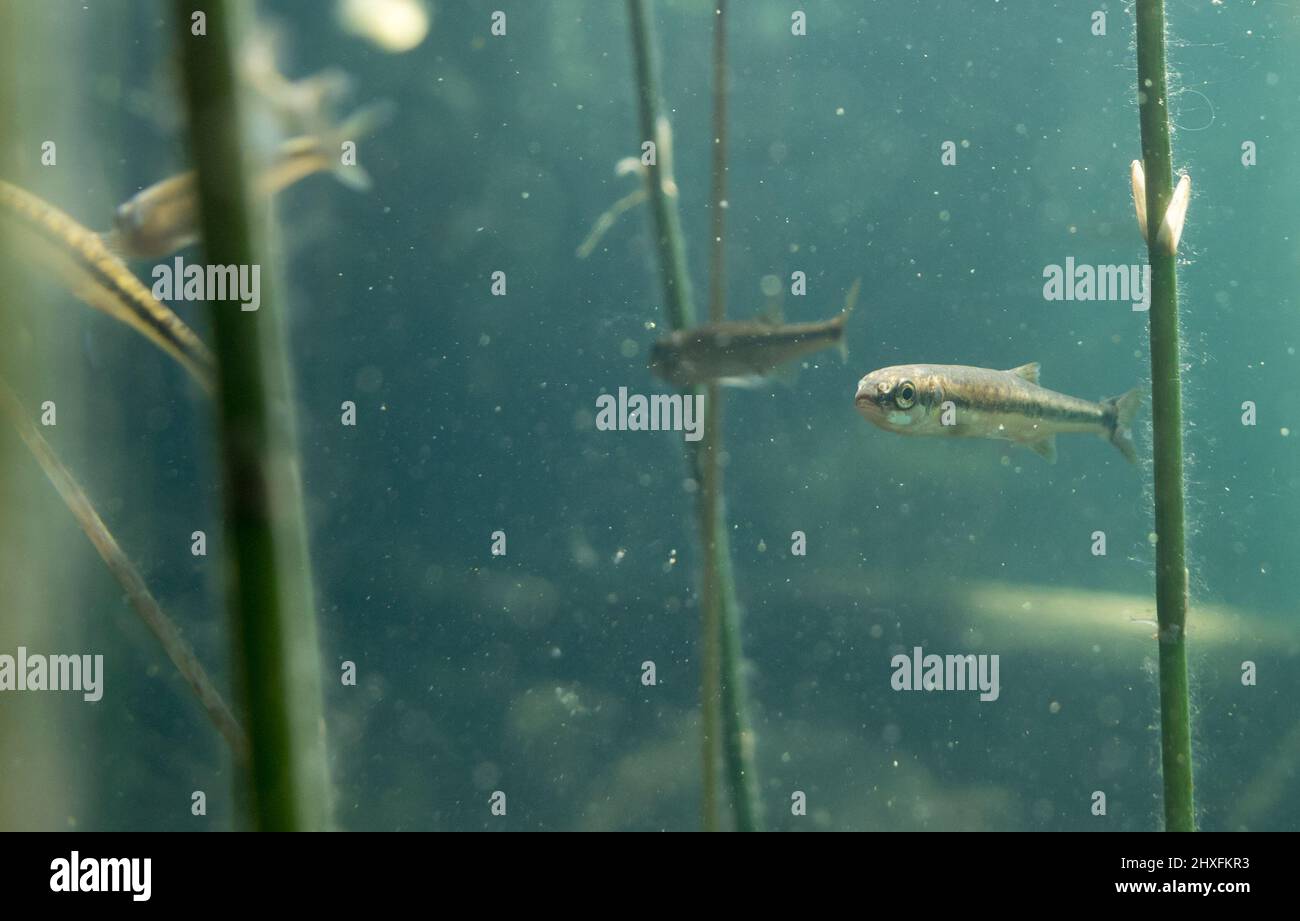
[649,279,859,388]
[854,362,1142,463]
[240,25,354,137]
[104,102,392,260]
[0,178,215,392]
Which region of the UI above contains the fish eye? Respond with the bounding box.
[895,380,917,409]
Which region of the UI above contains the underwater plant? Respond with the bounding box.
[1132,0,1195,832]
[170,0,331,831]
[0,379,246,757]
[0,3,244,810]
[625,0,762,831]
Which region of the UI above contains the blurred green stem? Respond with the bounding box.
[627,0,695,332]
[626,0,762,831]
[704,0,762,833]
[1134,0,1195,832]
[0,378,247,758]
[171,0,331,831]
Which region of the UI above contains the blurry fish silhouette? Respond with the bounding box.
[240,25,354,137]
[649,279,859,388]
[104,102,393,260]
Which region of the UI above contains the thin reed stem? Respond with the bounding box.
[1134,0,1195,832]
[0,378,247,757]
[171,0,331,831]
[626,0,762,831]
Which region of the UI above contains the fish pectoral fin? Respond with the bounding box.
[1024,434,1055,463]
[1007,362,1041,385]
[718,375,768,390]
[1025,435,1057,464]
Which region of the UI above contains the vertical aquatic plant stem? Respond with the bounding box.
[626,0,762,831]
[1134,0,1195,832]
[706,0,729,329]
[627,0,695,332]
[626,0,716,831]
[171,1,331,831]
[699,0,728,836]
[704,0,762,833]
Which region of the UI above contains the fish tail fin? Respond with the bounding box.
[834,277,859,363]
[320,100,395,191]
[98,228,127,261]
[841,277,862,316]
[1103,386,1143,464]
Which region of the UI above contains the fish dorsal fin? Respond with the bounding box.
[1008,362,1041,385]
[1027,435,1057,464]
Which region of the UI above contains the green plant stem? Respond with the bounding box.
[626,0,717,831]
[699,0,729,835]
[0,378,247,759]
[698,388,723,831]
[703,0,762,833]
[707,0,728,327]
[626,0,762,831]
[171,1,330,831]
[1134,0,1195,832]
[627,0,695,332]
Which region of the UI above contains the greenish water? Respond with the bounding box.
[0,0,1296,831]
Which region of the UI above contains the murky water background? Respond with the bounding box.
[0,0,1296,831]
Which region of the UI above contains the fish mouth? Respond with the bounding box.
[854,379,882,417]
